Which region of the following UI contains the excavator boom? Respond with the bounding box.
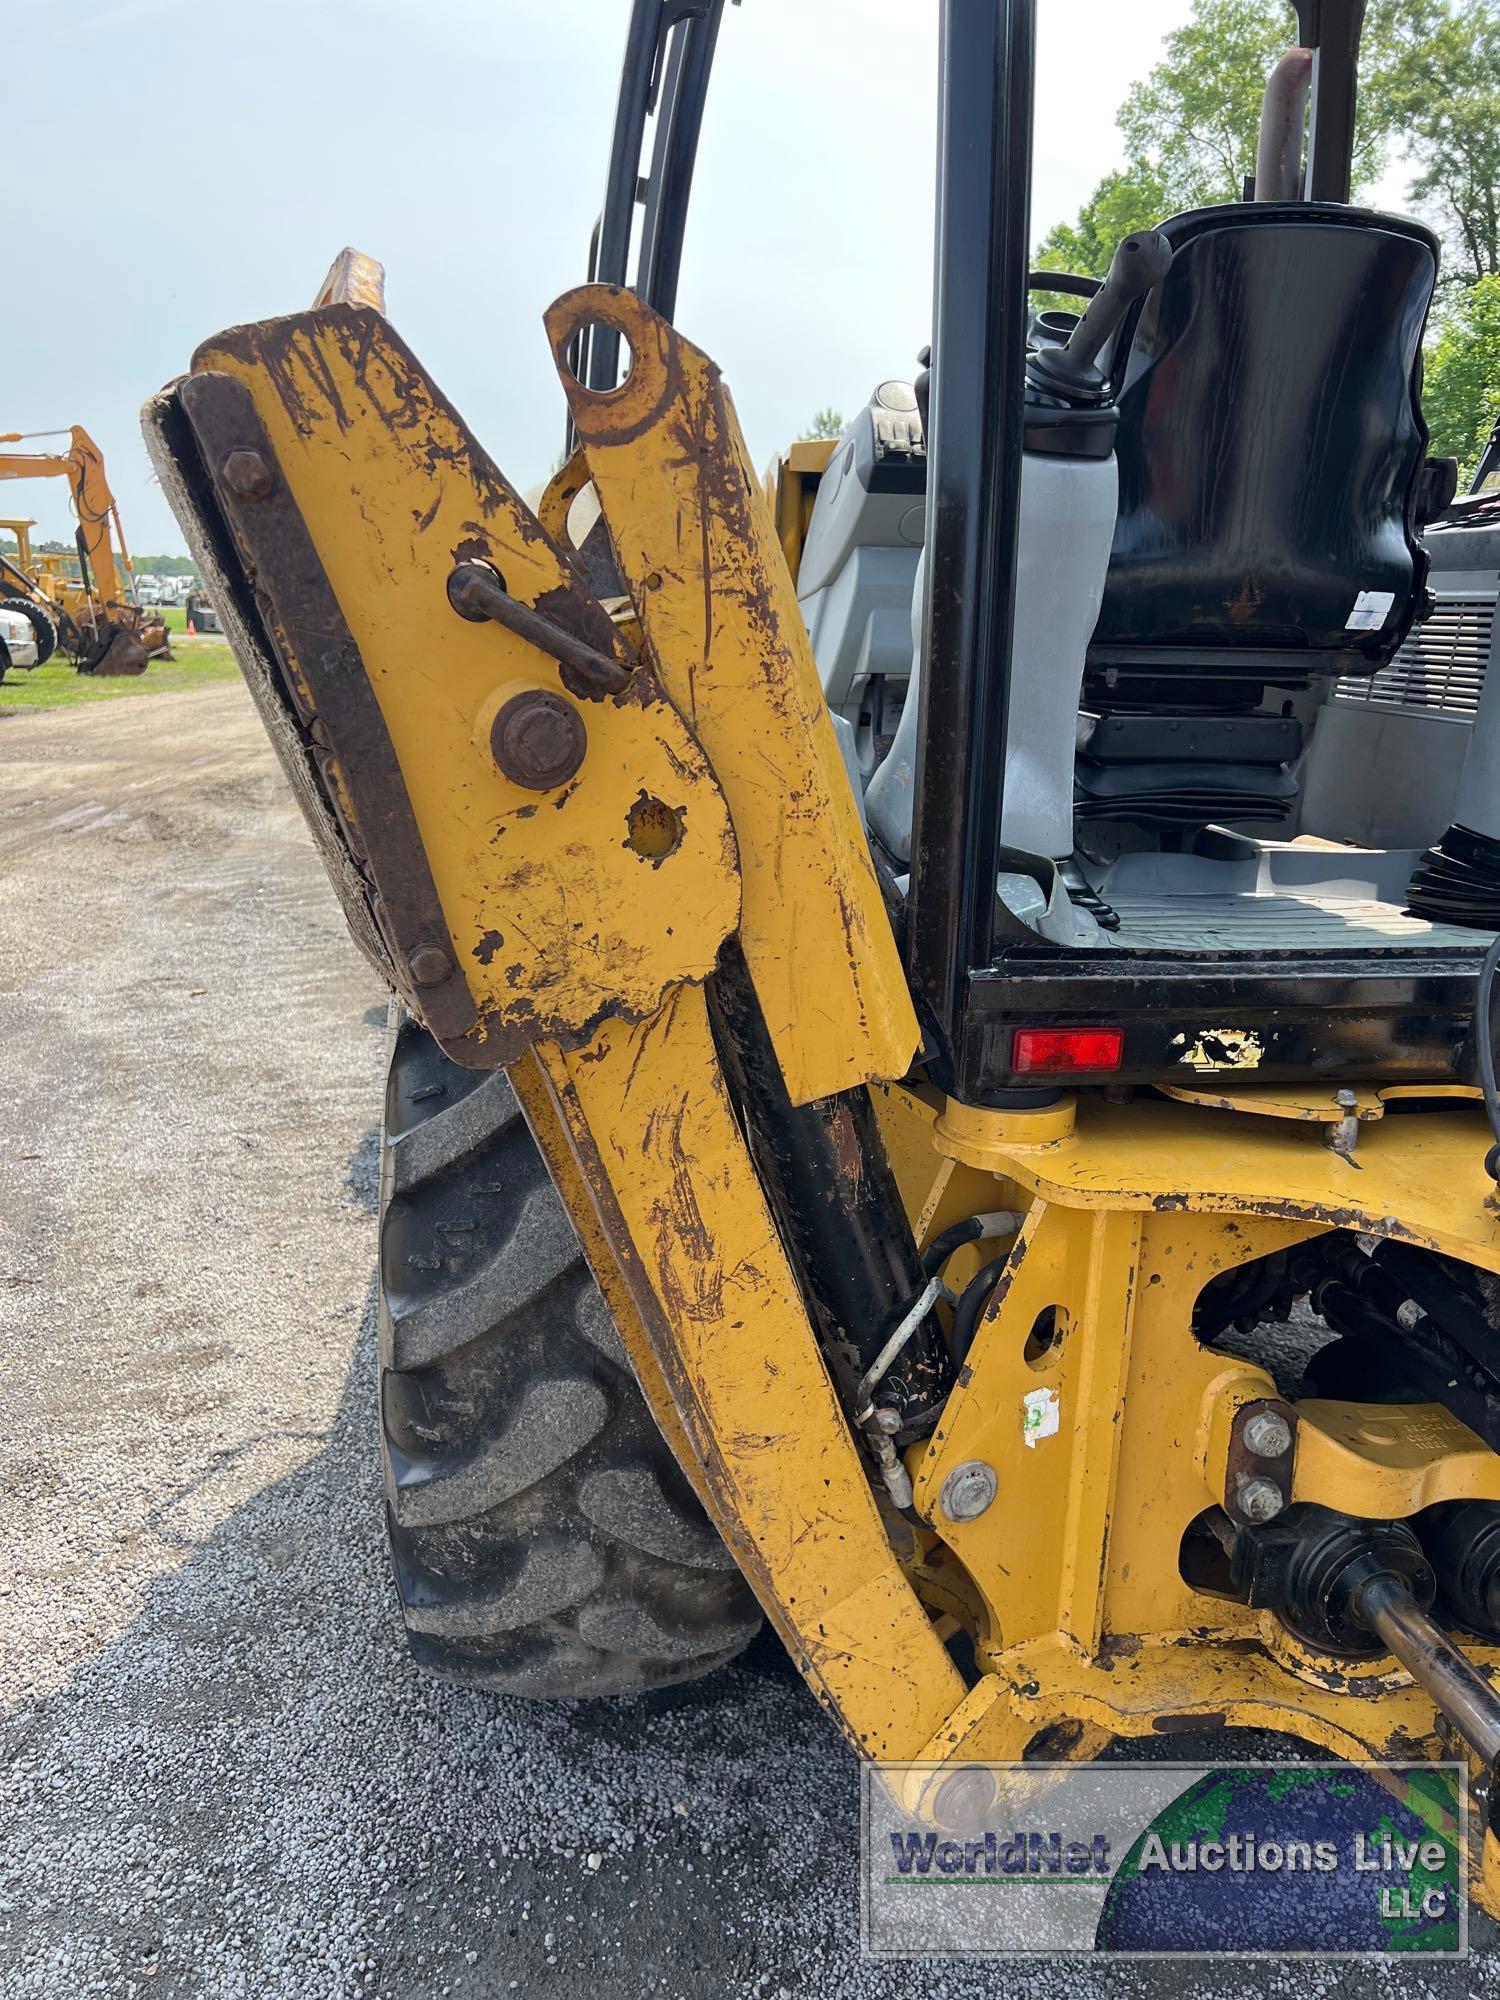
[0,426,128,604]
[0,424,164,674]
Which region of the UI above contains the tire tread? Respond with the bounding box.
[378,1013,759,1697]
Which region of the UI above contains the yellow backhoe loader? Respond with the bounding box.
[144,0,1500,1931]
[0,426,167,674]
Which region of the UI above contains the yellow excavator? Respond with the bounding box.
[145,0,1500,1935]
[0,426,167,674]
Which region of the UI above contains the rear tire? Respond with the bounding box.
[0,597,56,667]
[379,1013,761,1697]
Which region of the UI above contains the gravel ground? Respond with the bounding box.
[1,680,1496,1997]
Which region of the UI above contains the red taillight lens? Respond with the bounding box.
[1011,1027,1124,1074]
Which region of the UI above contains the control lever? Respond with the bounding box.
[1027,228,1173,404]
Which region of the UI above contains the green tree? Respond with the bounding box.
[124,553,197,576]
[1363,0,1500,284]
[1115,0,1308,213]
[1422,273,1500,477]
[1032,0,1500,284]
[1033,166,1171,308]
[1035,1,1304,284]
[806,407,845,441]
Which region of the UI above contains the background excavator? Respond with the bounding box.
[144,0,1500,1923]
[0,425,167,675]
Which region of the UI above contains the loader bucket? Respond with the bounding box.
[80,622,149,676]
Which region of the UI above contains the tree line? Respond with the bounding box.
[0,537,196,578]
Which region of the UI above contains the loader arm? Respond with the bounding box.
[142,286,965,1757]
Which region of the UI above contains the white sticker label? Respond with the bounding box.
[1022,1387,1060,1449]
[1345,589,1395,632]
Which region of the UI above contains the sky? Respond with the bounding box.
[5,0,1389,557]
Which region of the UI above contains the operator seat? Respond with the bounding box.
[1075,201,1439,831]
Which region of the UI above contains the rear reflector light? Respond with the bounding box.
[1011,1027,1124,1074]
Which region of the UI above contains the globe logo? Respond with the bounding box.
[1095,1766,1461,1954]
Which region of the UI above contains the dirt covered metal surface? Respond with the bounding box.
[3,680,1500,1996]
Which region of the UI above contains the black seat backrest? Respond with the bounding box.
[1090,203,1438,680]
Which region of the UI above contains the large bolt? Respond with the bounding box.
[490,690,587,792]
[1242,1409,1293,1459]
[1236,1474,1285,1524]
[929,1766,998,1832]
[221,449,273,501]
[409,945,453,988]
[939,1460,998,1522]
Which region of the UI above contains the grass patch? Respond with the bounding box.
[0,638,240,712]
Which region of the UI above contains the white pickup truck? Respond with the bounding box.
[0,601,40,681]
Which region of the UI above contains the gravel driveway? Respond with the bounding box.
[1,680,1496,1998]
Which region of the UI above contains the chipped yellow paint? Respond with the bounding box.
[182,300,958,1765]
[535,445,592,545]
[192,308,740,1063]
[869,1080,951,1227]
[907,1080,1500,1654]
[904,1632,1450,1758]
[544,285,920,1106]
[1300,1399,1500,1515]
[876,1073,1500,1911]
[914,1202,1153,1654]
[533,987,965,1758]
[1100,1210,1322,1639]
[1158,1080,1386,1123]
[934,1092,1077,1166]
[906,1078,1500,1639]
[1381,1082,1485,1103]
[940,1091,1500,1274]
[1194,1369,1500,1522]
[898,1628,1500,1920]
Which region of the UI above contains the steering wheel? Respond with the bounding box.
[1028,269,1101,300]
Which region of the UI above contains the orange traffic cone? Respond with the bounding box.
[187,618,196,636]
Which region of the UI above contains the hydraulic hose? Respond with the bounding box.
[921,1211,1024,1279]
[950,1255,1014,1369]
